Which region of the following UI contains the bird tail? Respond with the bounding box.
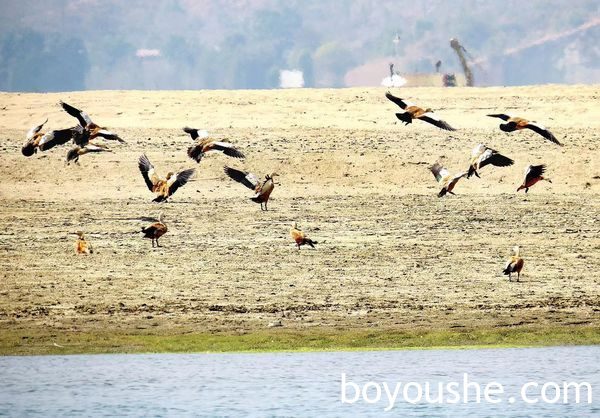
[502,267,510,275]
[153,195,166,203]
[437,188,447,198]
[395,112,412,125]
[304,238,317,248]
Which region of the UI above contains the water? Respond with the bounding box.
[0,346,598,417]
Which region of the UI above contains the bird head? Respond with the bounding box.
[65,147,81,165]
[425,108,433,113]
[166,172,174,180]
[512,245,520,256]
[74,231,85,239]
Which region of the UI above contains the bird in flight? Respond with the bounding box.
[138,154,195,202]
[224,166,279,210]
[385,91,456,131]
[487,114,561,145]
[517,164,551,193]
[60,101,125,145]
[22,119,77,156]
[65,144,112,165]
[467,144,514,178]
[184,128,245,163]
[430,163,467,197]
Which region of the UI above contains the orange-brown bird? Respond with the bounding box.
[65,144,112,165]
[467,143,514,178]
[138,154,195,202]
[385,91,456,131]
[290,223,317,250]
[74,231,93,254]
[22,119,77,156]
[60,101,125,145]
[224,166,279,210]
[430,163,467,197]
[517,164,551,193]
[185,128,245,163]
[487,114,561,145]
[503,245,524,282]
[141,212,168,247]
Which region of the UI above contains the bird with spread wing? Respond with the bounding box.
[385,91,456,131]
[487,114,561,145]
[224,166,278,210]
[430,163,467,197]
[60,101,125,145]
[138,154,195,202]
[184,127,245,163]
[467,144,514,178]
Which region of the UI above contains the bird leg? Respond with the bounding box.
[156,238,161,247]
[151,238,155,248]
[265,201,268,211]
[517,272,520,282]
[525,188,529,193]
[508,272,512,282]
[448,191,456,196]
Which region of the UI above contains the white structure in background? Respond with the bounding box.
[136,49,161,58]
[279,70,304,88]
[381,73,407,87]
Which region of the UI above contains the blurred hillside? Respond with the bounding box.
[0,0,598,91]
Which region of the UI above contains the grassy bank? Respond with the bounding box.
[2,326,599,356]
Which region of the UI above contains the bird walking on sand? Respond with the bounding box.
[385,91,456,131]
[185,129,245,163]
[503,245,524,282]
[138,154,195,202]
[467,143,514,178]
[487,114,561,145]
[517,164,551,193]
[290,223,317,250]
[74,231,93,254]
[60,101,125,144]
[224,166,279,210]
[430,163,467,197]
[65,144,112,165]
[141,212,168,248]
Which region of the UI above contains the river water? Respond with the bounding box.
[1,346,598,416]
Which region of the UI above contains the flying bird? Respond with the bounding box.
[224,166,278,210]
[517,164,551,193]
[385,91,456,131]
[187,138,245,163]
[430,163,467,197]
[60,101,125,144]
[503,245,524,282]
[487,114,561,145]
[183,127,209,141]
[22,120,76,156]
[467,143,514,178]
[141,212,168,247]
[74,231,93,254]
[290,223,317,250]
[138,154,195,202]
[65,144,112,165]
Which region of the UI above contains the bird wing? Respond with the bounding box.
[26,119,48,140]
[384,91,415,109]
[138,154,159,191]
[183,127,209,140]
[525,122,561,145]
[418,112,457,131]
[209,142,245,159]
[187,144,204,163]
[38,128,76,151]
[430,163,449,183]
[487,113,511,121]
[167,168,195,196]
[83,143,112,153]
[93,129,125,143]
[479,150,514,169]
[224,166,259,190]
[451,172,467,183]
[60,101,92,127]
[525,164,546,181]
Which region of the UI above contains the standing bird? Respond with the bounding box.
[59,101,125,144]
[74,231,93,254]
[467,143,514,178]
[187,138,245,163]
[224,166,279,210]
[385,91,456,131]
[141,212,168,248]
[138,154,195,202]
[487,114,561,145]
[430,163,467,197]
[517,164,552,193]
[290,223,317,250]
[503,245,524,282]
[65,144,112,165]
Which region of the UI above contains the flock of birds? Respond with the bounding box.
[22,91,564,281]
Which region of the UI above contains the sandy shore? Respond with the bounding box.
[0,85,598,354]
